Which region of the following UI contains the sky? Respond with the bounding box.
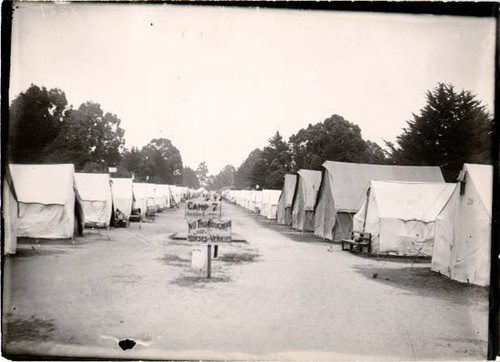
[10,3,496,175]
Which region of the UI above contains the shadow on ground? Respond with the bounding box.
[352,252,431,264]
[218,252,259,264]
[354,265,488,305]
[17,236,92,246]
[170,275,231,288]
[161,254,190,267]
[238,207,330,245]
[3,315,56,342]
[8,247,68,258]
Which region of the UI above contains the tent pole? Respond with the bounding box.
[362,187,371,232]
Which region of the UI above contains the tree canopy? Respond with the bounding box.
[209,164,236,191]
[9,83,492,188]
[120,139,183,184]
[195,162,210,188]
[44,102,125,171]
[8,84,184,182]
[8,85,126,172]
[182,167,200,189]
[8,84,68,163]
[252,131,292,189]
[387,83,492,181]
[234,148,264,189]
[289,114,387,171]
[233,117,389,190]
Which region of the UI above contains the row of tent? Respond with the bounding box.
[224,189,282,220]
[3,164,199,255]
[224,161,492,287]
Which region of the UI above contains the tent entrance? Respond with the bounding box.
[333,212,354,242]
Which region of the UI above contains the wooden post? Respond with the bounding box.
[207,244,212,278]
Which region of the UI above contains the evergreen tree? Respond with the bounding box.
[387,83,492,181]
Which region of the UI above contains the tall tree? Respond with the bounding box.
[387,83,492,181]
[195,162,210,188]
[253,131,293,189]
[138,138,183,184]
[43,101,125,171]
[289,114,372,171]
[181,167,200,189]
[119,146,142,178]
[234,148,264,189]
[209,165,236,191]
[8,84,68,162]
[364,140,389,165]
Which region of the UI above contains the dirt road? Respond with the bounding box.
[2,200,489,360]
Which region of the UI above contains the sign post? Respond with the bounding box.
[185,199,231,278]
[207,244,212,278]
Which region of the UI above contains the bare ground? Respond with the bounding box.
[2,200,489,360]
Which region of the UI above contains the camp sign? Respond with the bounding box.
[187,219,232,243]
[185,200,221,218]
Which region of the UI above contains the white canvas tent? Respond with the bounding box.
[111,178,134,219]
[132,183,148,218]
[10,164,82,239]
[240,190,250,208]
[170,185,182,205]
[292,169,322,231]
[277,174,297,225]
[314,161,445,241]
[353,181,455,256]
[251,190,263,212]
[75,173,113,228]
[3,166,18,254]
[158,184,172,209]
[432,164,492,286]
[260,189,281,219]
[238,190,251,210]
[152,184,166,211]
[145,184,157,211]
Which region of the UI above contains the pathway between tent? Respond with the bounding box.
[2,200,488,360]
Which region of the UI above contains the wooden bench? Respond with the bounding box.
[342,231,372,254]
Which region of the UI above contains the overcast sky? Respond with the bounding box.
[10,3,496,175]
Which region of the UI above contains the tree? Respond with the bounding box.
[8,84,68,162]
[289,114,373,171]
[119,146,142,178]
[364,140,389,165]
[387,83,493,181]
[196,162,210,188]
[181,167,200,189]
[234,148,264,189]
[209,165,236,191]
[43,101,125,171]
[235,132,293,190]
[259,131,293,189]
[138,138,183,184]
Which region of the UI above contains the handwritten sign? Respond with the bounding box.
[187,219,232,243]
[185,200,221,218]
